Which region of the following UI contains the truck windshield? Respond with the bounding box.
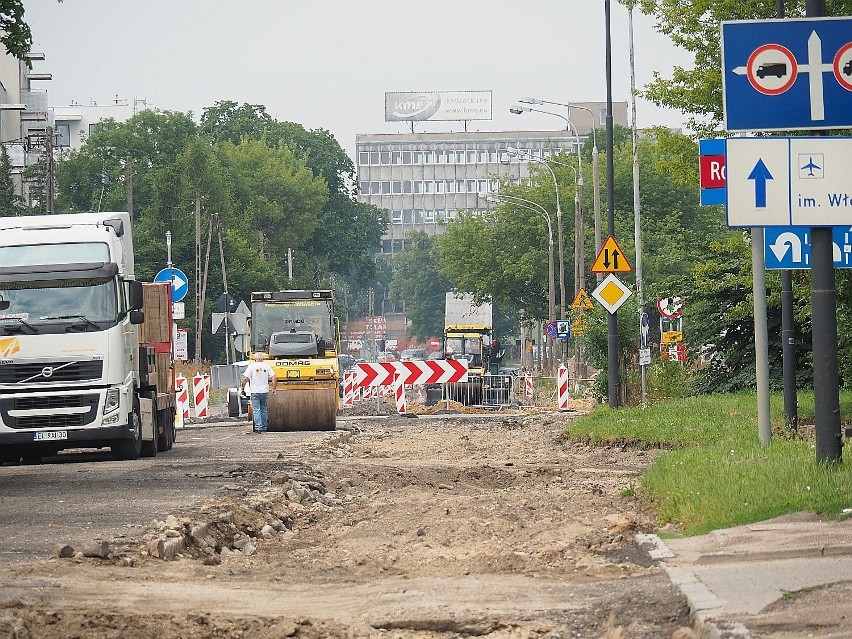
[252,300,333,351]
[0,277,118,327]
[0,242,110,267]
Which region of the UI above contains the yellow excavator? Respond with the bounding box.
[249,289,340,431]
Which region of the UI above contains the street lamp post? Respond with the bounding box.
[519,97,601,277]
[503,147,566,336]
[485,192,556,372]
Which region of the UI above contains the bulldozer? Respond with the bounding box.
[249,289,340,431]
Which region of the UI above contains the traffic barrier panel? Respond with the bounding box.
[525,373,534,399]
[343,371,355,408]
[558,365,570,411]
[175,375,189,427]
[394,373,406,414]
[192,373,209,419]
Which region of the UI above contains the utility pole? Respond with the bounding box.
[45,126,55,213]
[217,216,235,365]
[629,6,647,404]
[194,193,202,363]
[125,155,133,220]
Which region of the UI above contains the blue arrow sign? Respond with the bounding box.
[764,226,852,269]
[154,267,189,303]
[747,159,773,208]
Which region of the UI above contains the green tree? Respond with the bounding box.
[199,101,274,145]
[216,138,328,269]
[0,0,33,60]
[390,232,452,340]
[0,144,23,214]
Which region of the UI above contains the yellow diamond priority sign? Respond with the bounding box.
[591,274,633,314]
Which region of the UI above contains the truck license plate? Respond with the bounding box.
[33,431,68,441]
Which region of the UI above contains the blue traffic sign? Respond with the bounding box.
[154,267,189,303]
[764,226,852,270]
[722,17,852,131]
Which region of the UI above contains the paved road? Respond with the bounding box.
[0,420,321,563]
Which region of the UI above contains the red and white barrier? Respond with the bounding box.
[558,365,570,411]
[175,375,189,427]
[394,373,406,415]
[192,373,209,419]
[342,371,355,408]
[524,373,534,399]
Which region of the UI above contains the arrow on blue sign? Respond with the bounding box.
[768,231,803,263]
[748,159,773,208]
[154,267,189,303]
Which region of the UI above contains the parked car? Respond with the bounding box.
[377,351,399,362]
[400,348,427,361]
[339,354,356,371]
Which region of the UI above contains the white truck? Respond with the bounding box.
[0,212,176,463]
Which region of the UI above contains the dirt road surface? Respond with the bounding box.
[0,408,692,638]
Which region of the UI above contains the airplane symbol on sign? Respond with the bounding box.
[801,156,821,176]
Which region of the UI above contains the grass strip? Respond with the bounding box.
[565,392,852,535]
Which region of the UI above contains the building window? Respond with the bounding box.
[488,150,498,163]
[371,181,381,195]
[425,150,435,164]
[446,180,456,194]
[414,209,424,224]
[435,180,445,194]
[414,181,423,194]
[370,152,379,165]
[404,210,414,224]
[381,151,391,164]
[402,151,411,164]
[456,180,465,193]
[478,180,487,194]
[382,239,392,253]
[381,181,391,194]
[403,180,412,194]
[413,151,422,164]
[478,150,487,163]
[424,181,434,194]
[435,150,444,164]
[424,210,435,223]
[359,181,369,194]
[392,181,402,194]
[391,210,403,224]
[359,151,369,165]
[466,150,476,164]
[392,151,401,164]
[466,180,476,193]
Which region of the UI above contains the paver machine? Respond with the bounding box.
[249,289,340,431]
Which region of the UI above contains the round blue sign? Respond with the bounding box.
[154,267,189,303]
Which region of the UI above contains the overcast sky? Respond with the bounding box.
[24,0,695,158]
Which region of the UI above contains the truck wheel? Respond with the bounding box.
[228,389,241,417]
[112,396,143,461]
[157,407,175,452]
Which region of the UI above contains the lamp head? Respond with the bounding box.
[504,147,519,157]
[509,106,527,115]
[518,97,543,105]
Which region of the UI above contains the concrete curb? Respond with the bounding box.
[638,533,752,639]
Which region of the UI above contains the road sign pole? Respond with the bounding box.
[751,228,772,445]
[774,1,799,434]
[605,0,619,408]
[807,0,842,464]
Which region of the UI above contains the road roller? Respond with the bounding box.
[250,290,340,431]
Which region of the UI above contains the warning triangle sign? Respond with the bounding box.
[591,235,633,274]
[571,288,594,310]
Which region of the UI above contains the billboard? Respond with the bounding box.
[385,91,492,122]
